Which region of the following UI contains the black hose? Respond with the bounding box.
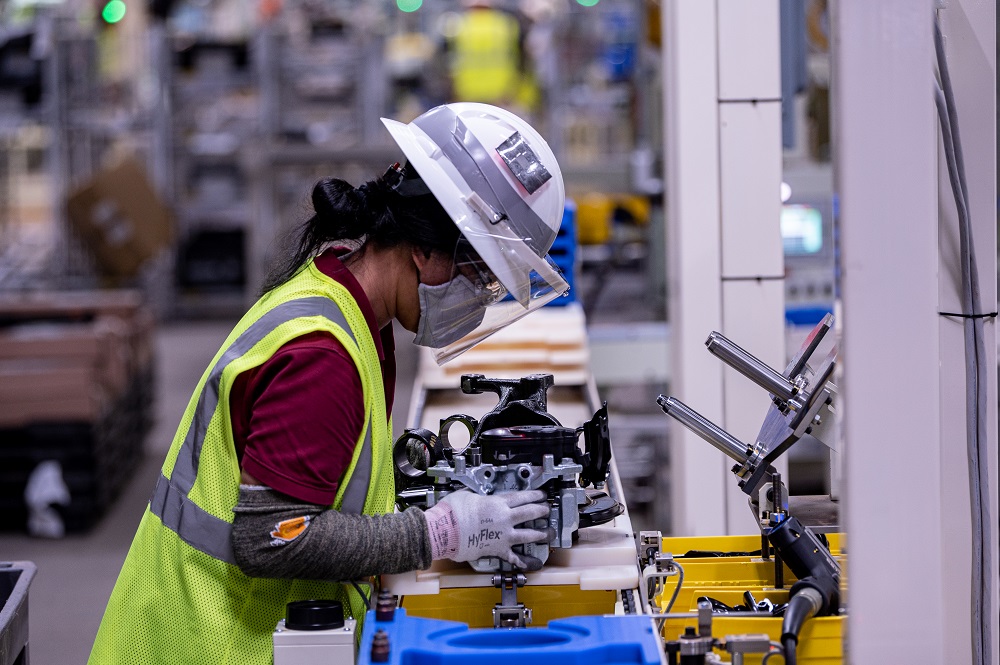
[781,635,798,665]
[780,587,822,665]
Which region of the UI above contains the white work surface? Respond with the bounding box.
[415,303,591,391]
[384,462,640,596]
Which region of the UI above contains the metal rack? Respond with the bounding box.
[252,9,391,294]
[0,11,161,295]
[148,2,394,312]
[154,28,258,315]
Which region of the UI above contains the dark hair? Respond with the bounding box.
[260,170,460,294]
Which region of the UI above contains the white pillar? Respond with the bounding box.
[663,0,785,536]
[835,0,997,662]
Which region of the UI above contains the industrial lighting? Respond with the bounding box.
[575,0,601,6]
[780,181,792,202]
[396,0,422,11]
[101,0,127,23]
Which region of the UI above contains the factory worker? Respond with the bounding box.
[88,103,569,665]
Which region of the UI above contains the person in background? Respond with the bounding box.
[88,102,569,665]
[445,0,540,115]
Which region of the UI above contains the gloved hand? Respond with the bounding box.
[423,490,550,570]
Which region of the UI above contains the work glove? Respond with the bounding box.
[423,489,551,570]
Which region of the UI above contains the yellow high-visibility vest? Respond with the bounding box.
[450,9,522,103]
[88,259,395,665]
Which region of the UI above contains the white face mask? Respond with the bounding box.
[413,274,488,348]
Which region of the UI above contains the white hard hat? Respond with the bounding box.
[381,103,567,308]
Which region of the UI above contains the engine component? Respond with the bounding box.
[393,374,621,574]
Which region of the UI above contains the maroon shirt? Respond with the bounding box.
[230,250,396,505]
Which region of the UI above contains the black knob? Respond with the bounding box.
[285,600,344,631]
[371,629,391,662]
[376,591,397,622]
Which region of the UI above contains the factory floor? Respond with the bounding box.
[0,318,420,665]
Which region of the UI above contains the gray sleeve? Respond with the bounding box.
[231,486,433,581]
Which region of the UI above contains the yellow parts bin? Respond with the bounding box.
[401,586,617,629]
[574,193,650,245]
[655,534,846,665]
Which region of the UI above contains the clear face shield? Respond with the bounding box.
[383,104,571,363]
[423,237,570,365]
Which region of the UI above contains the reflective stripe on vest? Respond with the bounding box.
[149,296,374,564]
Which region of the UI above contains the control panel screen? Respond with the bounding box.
[781,204,824,256]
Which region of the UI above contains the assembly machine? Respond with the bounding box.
[273,1,995,662]
[272,316,844,665]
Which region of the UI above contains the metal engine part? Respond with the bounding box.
[394,374,620,573]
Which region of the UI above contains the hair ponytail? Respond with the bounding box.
[260,167,459,294]
[310,178,375,241]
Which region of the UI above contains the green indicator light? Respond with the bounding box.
[101,0,127,23]
[576,0,600,6]
[396,0,422,12]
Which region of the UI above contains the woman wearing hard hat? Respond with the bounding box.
[88,103,568,665]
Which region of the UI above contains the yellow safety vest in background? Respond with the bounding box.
[450,8,522,104]
[88,259,396,665]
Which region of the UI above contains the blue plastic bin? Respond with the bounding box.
[497,202,578,308]
[356,608,662,665]
[544,202,577,307]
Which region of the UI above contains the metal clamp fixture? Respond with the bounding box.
[638,531,663,569]
[657,314,838,496]
[663,600,716,665]
[663,600,781,665]
[491,572,531,628]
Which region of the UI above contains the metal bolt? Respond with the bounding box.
[371,629,390,662]
[376,592,396,622]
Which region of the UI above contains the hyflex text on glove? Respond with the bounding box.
[423,489,550,570]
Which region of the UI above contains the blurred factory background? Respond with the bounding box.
[0,0,840,525]
[0,0,994,664]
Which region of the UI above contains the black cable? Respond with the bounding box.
[781,636,797,665]
[934,15,993,665]
[938,311,998,319]
[780,591,818,665]
[936,80,990,665]
[351,581,371,611]
[663,562,684,613]
[762,648,786,665]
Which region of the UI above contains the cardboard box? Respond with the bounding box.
[0,290,154,427]
[0,289,144,323]
[0,359,106,426]
[66,156,175,280]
